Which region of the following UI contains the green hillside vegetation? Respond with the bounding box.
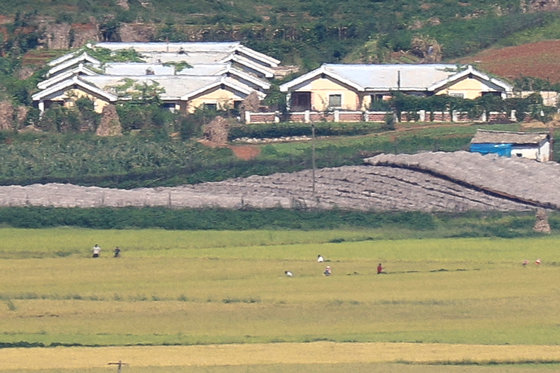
[0,122,532,188]
[1,1,560,75]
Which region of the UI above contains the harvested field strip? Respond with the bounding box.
[2,342,560,370]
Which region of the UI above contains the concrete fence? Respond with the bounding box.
[244,110,519,124]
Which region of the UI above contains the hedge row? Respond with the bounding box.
[0,207,556,238]
[228,122,384,140]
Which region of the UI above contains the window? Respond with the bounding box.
[328,94,342,108]
[203,103,217,111]
[370,94,390,111]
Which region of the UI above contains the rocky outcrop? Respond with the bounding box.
[203,116,230,145]
[529,0,560,11]
[119,23,156,42]
[96,105,122,137]
[0,101,14,131]
[39,18,99,49]
[533,208,551,233]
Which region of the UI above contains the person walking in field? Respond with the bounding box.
[92,244,101,258]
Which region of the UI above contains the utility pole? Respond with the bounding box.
[311,122,316,197]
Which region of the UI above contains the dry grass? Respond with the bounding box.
[2,342,560,371]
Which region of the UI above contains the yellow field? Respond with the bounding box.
[3,342,560,371]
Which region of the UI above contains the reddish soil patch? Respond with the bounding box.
[457,40,560,83]
[198,139,261,160]
[230,145,261,160]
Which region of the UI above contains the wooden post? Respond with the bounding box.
[108,360,128,373]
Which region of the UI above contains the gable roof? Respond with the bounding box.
[95,42,242,53]
[280,64,512,93]
[176,63,271,90]
[181,76,266,101]
[428,65,513,92]
[95,42,280,67]
[471,130,550,145]
[79,75,265,101]
[32,76,118,102]
[38,64,98,90]
[103,62,176,76]
[102,62,270,90]
[222,54,275,78]
[47,52,101,77]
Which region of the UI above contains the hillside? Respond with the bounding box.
[458,40,560,83]
[2,0,560,70]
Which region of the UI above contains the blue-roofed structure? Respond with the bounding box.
[470,129,551,162]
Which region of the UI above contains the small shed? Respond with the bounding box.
[470,129,551,162]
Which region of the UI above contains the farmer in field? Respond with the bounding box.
[317,254,324,263]
[92,244,101,258]
[113,247,121,258]
[377,263,384,274]
[324,265,331,276]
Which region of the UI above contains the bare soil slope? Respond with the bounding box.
[459,40,560,83]
[0,151,558,212]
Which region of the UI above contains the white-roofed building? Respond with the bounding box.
[33,42,277,115]
[280,64,513,112]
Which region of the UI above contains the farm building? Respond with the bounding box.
[469,129,552,162]
[279,64,513,112]
[32,42,277,114]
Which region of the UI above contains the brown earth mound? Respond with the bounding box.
[0,151,557,212]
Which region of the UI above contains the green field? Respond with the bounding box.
[0,228,559,371]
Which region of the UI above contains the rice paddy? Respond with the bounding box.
[0,228,559,371]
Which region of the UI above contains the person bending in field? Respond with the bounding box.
[92,244,101,258]
[323,266,332,276]
[113,247,121,258]
[377,263,384,274]
[285,270,293,277]
[317,254,324,263]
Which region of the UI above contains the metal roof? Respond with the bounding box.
[32,76,118,102]
[103,63,176,75]
[471,130,550,145]
[326,64,460,91]
[95,42,241,53]
[280,63,512,93]
[94,42,280,67]
[80,75,262,101]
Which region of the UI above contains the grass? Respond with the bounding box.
[0,227,559,371]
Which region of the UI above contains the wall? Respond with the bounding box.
[511,143,550,162]
[436,77,497,99]
[186,86,245,113]
[43,88,110,113]
[289,76,361,111]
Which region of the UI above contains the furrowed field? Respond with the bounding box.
[1,227,559,372]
